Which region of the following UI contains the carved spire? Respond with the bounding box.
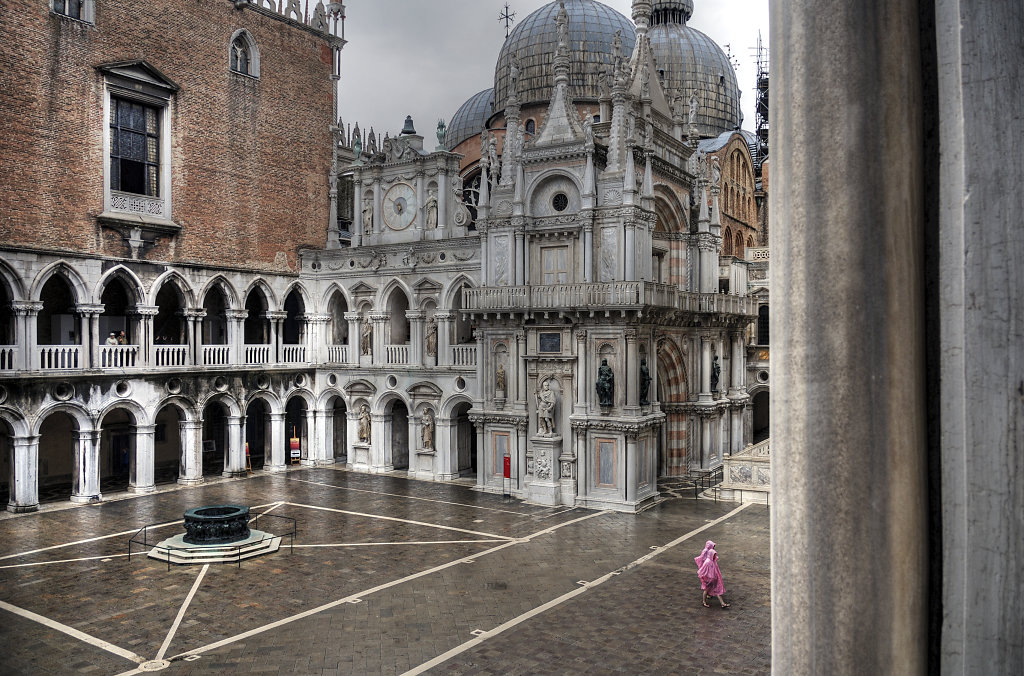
[532,1,585,147]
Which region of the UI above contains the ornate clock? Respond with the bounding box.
[382,182,417,230]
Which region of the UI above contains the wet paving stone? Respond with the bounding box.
[0,468,770,675]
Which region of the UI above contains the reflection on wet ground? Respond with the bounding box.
[0,467,770,675]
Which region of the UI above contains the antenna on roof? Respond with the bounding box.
[499,3,516,39]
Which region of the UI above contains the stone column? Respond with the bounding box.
[699,334,713,402]
[184,309,204,366]
[516,331,527,409]
[583,224,594,283]
[730,331,745,396]
[480,226,489,284]
[267,412,286,471]
[344,311,361,365]
[223,415,245,476]
[8,435,39,513]
[407,310,424,365]
[75,304,102,369]
[624,223,636,281]
[770,0,927,673]
[473,421,485,488]
[226,310,247,366]
[699,415,711,471]
[130,424,156,492]
[11,301,41,371]
[372,179,382,234]
[514,228,524,285]
[136,305,158,366]
[266,311,286,363]
[352,178,363,248]
[731,406,744,455]
[71,429,100,502]
[370,413,391,472]
[434,312,453,367]
[370,313,388,364]
[625,329,639,413]
[178,420,203,484]
[437,171,448,232]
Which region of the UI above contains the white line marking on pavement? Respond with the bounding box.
[286,476,532,515]
[401,503,752,676]
[281,502,515,540]
[0,599,146,664]
[0,520,182,561]
[155,563,209,660]
[293,540,505,548]
[169,510,609,662]
[0,551,149,569]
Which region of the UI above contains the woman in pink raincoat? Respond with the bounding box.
[694,540,730,608]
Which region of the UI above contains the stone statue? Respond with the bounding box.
[509,53,521,95]
[612,29,623,63]
[583,111,594,146]
[425,317,437,357]
[711,355,721,392]
[488,135,499,183]
[420,409,434,450]
[555,1,569,51]
[688,89,699,126]
[598,66,610,99]
[360,318,372,355]
[639,358,651,406]
[480,130,489,164]
[537,380,555,435]
[640,63,650,99]
[514,124,525,160]
[711,155,722,185]
[362,201,373,234]
[495,363,507,393]
[697,151,708,182]
[596,358,614,407]
[425,189,438,229]
[353,134,362,162]
[436,119,446,148]
[357,404,371,443]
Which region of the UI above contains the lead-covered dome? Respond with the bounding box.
[649,3,741,136]
[493,0,636,112]
[445,88,494,150]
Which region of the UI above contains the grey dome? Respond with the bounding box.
[445,88,494,151]
[494,0,636,112]
[650,21,741,136]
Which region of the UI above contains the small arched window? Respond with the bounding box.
[723,227,733,255]
[229,30,260,78]
[525,119,536,135]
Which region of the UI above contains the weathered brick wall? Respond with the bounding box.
[0,0,335,272]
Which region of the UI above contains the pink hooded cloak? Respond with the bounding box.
[694,540,725,596]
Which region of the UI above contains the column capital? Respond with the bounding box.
[135,304,160,317]
[624,329,638,341]
[575,329,587,342]
[75,303,105,315]
[225,309,249,320]
[343,311,362,321]
[11,300,43,316]
[183,308,207,319]
[264,311,288,321]
[405,310,425,320]
[135,424,157,434]
[369,313,390,322]
[432,311,454,322]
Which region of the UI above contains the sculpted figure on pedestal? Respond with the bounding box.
[425,317,437,357]
[711,355,721,392]
[639,358,651,406]
[537,380,555,435]
[362,201,373,234]
[360,318,372,356]
[495,363,507,393]
[425,190,438,229]
[358,404,371,443]
[421,409,434,450]
[689,89,700,126]
[597,359,615,407]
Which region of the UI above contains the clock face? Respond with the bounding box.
[383,182,417,231]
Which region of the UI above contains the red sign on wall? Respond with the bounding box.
[503,454,511,479]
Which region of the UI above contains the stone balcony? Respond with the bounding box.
[462,282,756,317]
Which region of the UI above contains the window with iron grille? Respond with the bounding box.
[110,98,160,197]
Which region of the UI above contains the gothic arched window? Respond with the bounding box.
[229,30,260,78]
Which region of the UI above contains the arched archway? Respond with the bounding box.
[154,279,187,346]
[323,394,347,463]
[752,390,770,443]
[98,408,136,494]
[282,288,306,347]
[154,403,185,485]
[284,396,308,463]
[99,276,137,345]
[37,274,78,346]
[386,288,410,346]
[37,411,79,502]
[201,400,228,476]
[656,338,689,476]
[327,289,349,348]
[0,417,11,506]
[386,398,410,471]
[450,283,473,345]
[452,401,476,476]
[244,286,270,345]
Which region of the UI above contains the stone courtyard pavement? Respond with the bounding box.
[0,468,771,675]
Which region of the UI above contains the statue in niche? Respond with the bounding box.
[357,404,371,443]
[583,111,594,146]
[711,355,721,392]
[639,358,651,406]
[689,89,700,126]
[425,317,437,357]
[425,189,438,229]
[596,358,615,407]
[420,409,434,450]
[360,318,372,355]
[436,119,446,148]
[362,201,373,234]
[495,363,507,393]
[537,380,556,436]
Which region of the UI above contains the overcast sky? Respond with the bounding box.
[338,0,769,140]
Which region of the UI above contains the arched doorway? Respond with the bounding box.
[386,289,410,348]
[37,274,78,347]
[453,402,476,476]
[656,338,689,476]
[154,404,184,485]
[388,399,409,470]
[37,411,77,502]
[0,419,11,506]
[752,390,770,443]
[99,277,136,345]
[154,280,187,345]
[327,396,347,463]
[245,399,270,469]
[283,289,305,348]
[284,397,308,463]
[98,408,135,494]
[451,284,473,345]
[201,401,228,476]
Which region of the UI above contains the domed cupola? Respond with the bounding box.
[649,0,741,136]
[445,88,494,151]
[493,0,636,113]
